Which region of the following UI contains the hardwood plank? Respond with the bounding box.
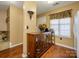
[41,45,77,58]
[0,44,76,58]
[0,44,23,58]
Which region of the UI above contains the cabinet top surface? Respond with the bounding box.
[27,32,51,35]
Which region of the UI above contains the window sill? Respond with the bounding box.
[54,35,72,39]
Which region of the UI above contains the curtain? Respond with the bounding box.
[49,9,72,19]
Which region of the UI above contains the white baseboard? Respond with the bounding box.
[56,43,77,50]
[22,53,27,58]
[10,43,23,48]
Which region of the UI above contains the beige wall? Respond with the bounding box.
[0,41,9,51]
[10,4,23,46]
[23,1,37,57]
[37,2,79,48]
[0,10,7,31]
[0,10,9,51]
[37,16,47,32]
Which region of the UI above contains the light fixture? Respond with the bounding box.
[27,11,34,20]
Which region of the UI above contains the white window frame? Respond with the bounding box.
[50,17,71,38]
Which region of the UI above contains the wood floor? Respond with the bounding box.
[41,45,76,58]
[0,44,23,58]
[0,44,76,58]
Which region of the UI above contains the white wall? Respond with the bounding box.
[0,10,7,31]
[74,11,79,58]
[10,4,23,47]
[37,16,46,32]
[23,2,36,57]
[37,16,46,26]
[0,10,9,51]
[77,11,79,58]
[0,41,9,51]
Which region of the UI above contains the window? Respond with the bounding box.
[50,17,71,38]
[59,18,70,37]
[50,19,59,36]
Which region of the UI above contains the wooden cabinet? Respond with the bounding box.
[27,33,36,57]
[27,32,53,58]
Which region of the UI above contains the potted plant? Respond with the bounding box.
[38,24,47,32]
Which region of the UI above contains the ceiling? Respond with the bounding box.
[37,1,76,15]
[0,1,9,10]
[0,1,76,14]
[0,1,23,10]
